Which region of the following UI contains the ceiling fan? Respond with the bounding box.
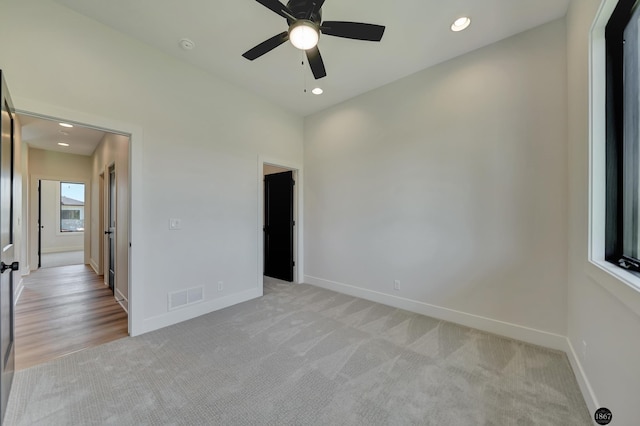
[242,0,386,79]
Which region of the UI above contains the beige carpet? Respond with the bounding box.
[5,279,590,425]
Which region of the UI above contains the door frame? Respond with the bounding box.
[15,101,142,336]
[96,171,104,275]
[0,71,17,422]
[257,156,304,290]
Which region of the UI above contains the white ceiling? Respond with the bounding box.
[18,114,106,156]
[52,0,570,116]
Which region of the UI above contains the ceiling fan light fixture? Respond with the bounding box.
[451,16,471,32]
[289,20,319,50]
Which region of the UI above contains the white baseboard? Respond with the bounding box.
[115,288,128,313]
[141,287,263,335]
[304,275,568,351]
[563,338,599,416]
[41,246,83,254]
[89,259,101,275]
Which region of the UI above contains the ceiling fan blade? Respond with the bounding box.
[320,21,386,41]
[305,0,326,19]
[242,32,289,60]
[255,0,295,20]
[306,46,327,80]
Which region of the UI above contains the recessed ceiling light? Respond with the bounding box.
[451,17,471,32]
[59,122,73,128]
[312,87,323,95]
[57,142,69,147]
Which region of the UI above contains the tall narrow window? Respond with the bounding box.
[60,182,85,232]
[606,0,640,271]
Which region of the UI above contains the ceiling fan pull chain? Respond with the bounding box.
[302,52,308,93]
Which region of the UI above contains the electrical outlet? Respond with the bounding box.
[582,340,587,361]
[394,280,400,291]
[217,281,224,292]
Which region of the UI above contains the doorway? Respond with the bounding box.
[16,111,132,368]
[38,179,86,269]
[264,170,294,282]
[262,162,300,284]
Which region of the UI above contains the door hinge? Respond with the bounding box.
[292,180,295,186]
[292,261,295,266]
[293,220,295,226]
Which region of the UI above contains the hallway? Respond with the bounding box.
[15,264,128,370]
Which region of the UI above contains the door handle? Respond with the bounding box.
[0,261,19,273]
[105,231,112,235]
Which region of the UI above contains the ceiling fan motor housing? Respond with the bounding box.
[286,0,322,25]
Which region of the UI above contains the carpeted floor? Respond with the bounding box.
[5,279,591,425]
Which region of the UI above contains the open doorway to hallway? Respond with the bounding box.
[15,112,131,369]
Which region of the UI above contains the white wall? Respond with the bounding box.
[40,180,84,253]
[304,19,569,346]
[566,0,640,423]
[90,133,129,307]
[28,148,91,271]
[0,0,303,334]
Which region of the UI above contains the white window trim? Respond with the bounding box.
[56,182,84,236]
[588,0,640,316]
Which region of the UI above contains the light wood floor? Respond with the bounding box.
[15,264,128,370]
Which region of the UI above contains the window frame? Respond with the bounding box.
[59,181,85,233]
[604,0,640,273]
[588,0,640,318]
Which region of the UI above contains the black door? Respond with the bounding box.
[264,171,294,282]
[0,70,17,423]
[107,166,115,293]
[37,180,41,268]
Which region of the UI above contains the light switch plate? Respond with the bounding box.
[169,218,182,230]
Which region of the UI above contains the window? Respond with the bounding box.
[60,182,85,232]
[606,0,640,271]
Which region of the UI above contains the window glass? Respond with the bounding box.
[60,182,85,232]
[623,3,640,259]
